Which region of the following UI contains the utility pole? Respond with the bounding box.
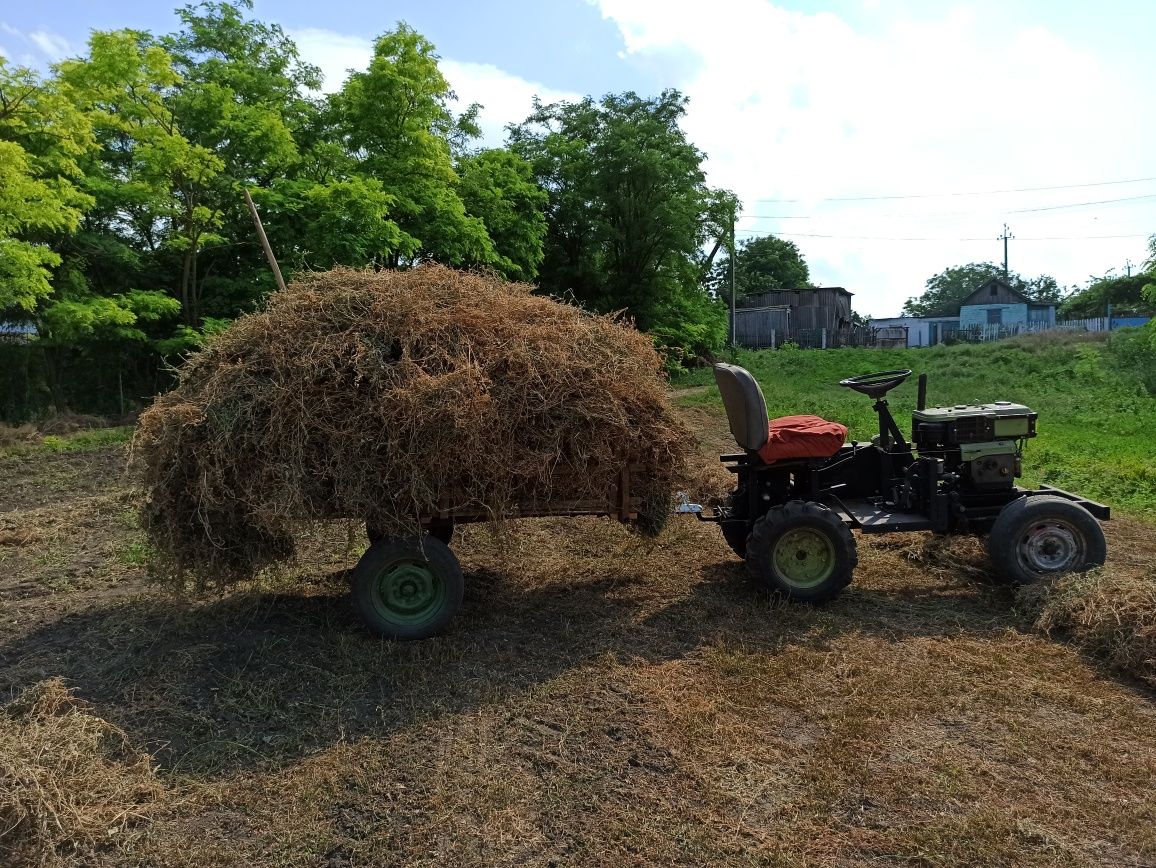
[1125,258,1133,277]
[729,203,737,347]
[998,223,1013,279]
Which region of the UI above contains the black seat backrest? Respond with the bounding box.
[712,363,769,451]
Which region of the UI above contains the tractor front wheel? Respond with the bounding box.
[350,535,464,640]
[746,501,857,603]
[987,495,1106,584]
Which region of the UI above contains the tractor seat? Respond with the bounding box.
[713,363,847,464]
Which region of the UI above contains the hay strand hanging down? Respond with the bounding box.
[135,265,694,590]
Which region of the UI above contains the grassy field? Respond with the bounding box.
[675,333,1156,517]
[1,390,1154,867]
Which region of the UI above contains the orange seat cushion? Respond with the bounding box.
[757,415,848,464]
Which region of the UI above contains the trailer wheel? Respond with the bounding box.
[987,495,1106,584]
[746,501,856,603]
[350,535,464,640]
[367,520,453,545]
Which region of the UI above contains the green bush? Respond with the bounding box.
[1104,327,1156,395]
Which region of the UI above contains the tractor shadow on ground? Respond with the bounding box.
[0,556,1115,780]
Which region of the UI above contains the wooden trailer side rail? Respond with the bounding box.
[422,466,641,526]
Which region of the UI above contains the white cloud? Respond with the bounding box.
[28,30,70,60]
[291,28,579,147]
[439,59,579,144]
[0,22,70,66]
[289,27,373,93]
[596,0,1154,315]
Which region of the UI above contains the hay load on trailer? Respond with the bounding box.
[135,265,693,635]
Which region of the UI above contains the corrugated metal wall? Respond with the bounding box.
[734,288,855,347]
[734,307,791,348]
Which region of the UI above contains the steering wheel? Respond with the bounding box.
[838,369,912,399]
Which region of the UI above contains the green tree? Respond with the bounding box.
[0,59,94,313]
[59,29,226,326]
[331,25,494,268]
[159,0,324,320]
[1060,272,1154,319]
[710,234,811,300]
[1138,234,1156,311]
[456,149,547,281]
[509,89,731,356]
[903,262,1062,316]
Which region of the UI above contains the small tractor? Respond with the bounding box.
[701,365,1109,601]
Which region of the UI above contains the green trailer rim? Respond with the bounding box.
[773,527,837,588]
[369,557,445,626]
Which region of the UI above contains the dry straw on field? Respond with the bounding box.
[135,265,693,590]
[1018,565,1156,686]
[0,679,163,867]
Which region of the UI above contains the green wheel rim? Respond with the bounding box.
[370,557,445,626]
[773,527,836,588]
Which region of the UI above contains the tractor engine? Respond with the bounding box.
[911,402,1037,491]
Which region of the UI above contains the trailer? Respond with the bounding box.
[354,467,651,639]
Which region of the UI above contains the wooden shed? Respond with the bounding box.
[734,287,855,348]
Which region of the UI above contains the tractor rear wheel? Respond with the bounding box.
[987,495,1106,584]
[350,535,464,640]
[746,501,857,603]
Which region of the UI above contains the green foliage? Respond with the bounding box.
[0,4,731,422]
[1103,327,1156,396]
[0,59,95,312]
[1060,272,1154,319]
[1,425,133,457]
[457,149,548,280]
[710,235,811,300]
[509,89,731,350]
[332,25,495,269]
[674,337,1156,516]
[904,262,1063,317]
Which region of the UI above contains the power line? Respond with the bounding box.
[1007,193,1156,213]
[733,231,1151,242]
[755,175,1156,204]
[745,192,1156,220]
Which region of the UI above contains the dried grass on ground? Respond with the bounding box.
[1019,567,1156,686]
[135,265,692,590]
[0,679,164,868]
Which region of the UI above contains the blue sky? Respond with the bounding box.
[3,0,1154,316]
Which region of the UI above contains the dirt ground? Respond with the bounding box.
[1,405,1154,867]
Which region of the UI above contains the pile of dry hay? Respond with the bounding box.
[0,679,163,867]
[1018,567,1156,686]
[136,265,693,589]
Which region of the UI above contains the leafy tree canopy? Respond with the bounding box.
[710,234,811,300]
[0,59,94,313]
[456,148,548,281]
[509,89,732,358]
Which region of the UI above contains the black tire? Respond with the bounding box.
[720,489,749,557]
[987,495,1106,584]
[722,522,750,558]
[746,501,857,603]
[350,535,464,640]
[367,520,454,545]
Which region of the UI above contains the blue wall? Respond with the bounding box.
[1112,316,1152,329]
[959,303,1027,329]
